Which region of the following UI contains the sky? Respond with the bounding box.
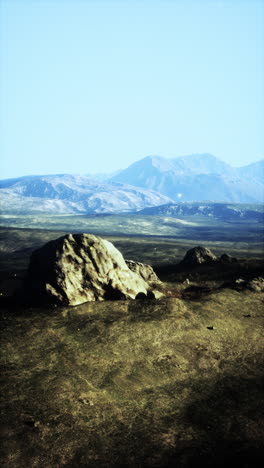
[0,0,263,178]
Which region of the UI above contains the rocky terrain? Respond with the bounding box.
[0,230,263,467]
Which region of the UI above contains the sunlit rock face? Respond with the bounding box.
[180,246,218,265]
[26,234,153,306]
[125,260,161,284]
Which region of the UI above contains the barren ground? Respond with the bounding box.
[0,225,263,467]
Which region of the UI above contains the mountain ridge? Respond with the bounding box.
[109,154,264,203]
[1,154,263,214]
[0,174,174,214]
[138,202,264,223]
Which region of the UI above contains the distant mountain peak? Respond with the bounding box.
[1,155,263,214]
[109,154,264,203]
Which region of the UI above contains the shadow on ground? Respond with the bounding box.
[1,289,264,467]
[64,371,264,468]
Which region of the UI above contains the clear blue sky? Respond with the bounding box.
[1,0,263,178]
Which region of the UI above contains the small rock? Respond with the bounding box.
[235,278,246,284]
[79,398,93,405]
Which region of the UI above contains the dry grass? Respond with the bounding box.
[0,226,263,467]
[1,289,264,467]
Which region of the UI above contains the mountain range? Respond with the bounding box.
[138,202,264,223]
[109,154,264,203]
[0,174,173,214]
[0,154,263,215]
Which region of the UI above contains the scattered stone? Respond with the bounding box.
[222,277,264,293]
[235,278,246,284]
[25,233,160,306]
[22,416,40,427]
[78,398,93,405]
[247,277,264,292]
[125,260,161,283]
[180,246,218,265]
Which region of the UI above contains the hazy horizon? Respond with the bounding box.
[1,152,264,181]
[1,0,263,179]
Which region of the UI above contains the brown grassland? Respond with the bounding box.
[0,217,263,467]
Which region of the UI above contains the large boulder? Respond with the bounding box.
[25,234,157,306]
[180,246,218,265]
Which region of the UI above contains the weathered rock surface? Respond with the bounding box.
[25,234,158,306]
[125,260,161,283]
[180,246,218,265]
